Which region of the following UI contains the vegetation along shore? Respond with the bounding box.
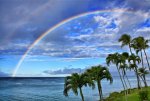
[63,34,150,101]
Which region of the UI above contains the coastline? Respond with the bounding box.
[104,87,150,101]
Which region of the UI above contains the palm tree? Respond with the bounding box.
[63,73,95,101]
[128,53,141,89]
[131,36,150,70]
[85,65,113,101]
[138,68,149,87]
[131,37,145,69]
[106,53,127,101]
[119,52,132,91]
[116,53,129,93]
[118,34,133,54]
[130,36,150,88]
[143,39,150,70]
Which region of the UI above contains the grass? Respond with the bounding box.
[104,87,150,101]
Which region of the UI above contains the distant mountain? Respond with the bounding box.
[0,71,9,77]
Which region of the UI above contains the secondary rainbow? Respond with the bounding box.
[12,9,134,77]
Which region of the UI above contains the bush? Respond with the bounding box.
[139,90,149,101]
[109,92,120,97]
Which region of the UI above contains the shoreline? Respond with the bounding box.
[104,86,150,101]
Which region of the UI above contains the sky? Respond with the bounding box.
[0,0,150,77]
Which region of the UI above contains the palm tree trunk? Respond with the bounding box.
[140,75,145,86]
[143,75,148,87]
[79,87,84,101]
[125,74,132,93]
[122,71,128,94]
[117,66,127,101]
[140,51,144,69]
[97,80,102,101]
[100,82,103,100]
[144,49,150,71]
[134,68,141,89]
[129,43,133,54]
[139,74,148,88]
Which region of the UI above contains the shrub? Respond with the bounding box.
[139,90,149,101]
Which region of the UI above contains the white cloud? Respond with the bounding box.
[1,10,149,59]
[136,27,150,33]
[43,67,87,75]
[94,15,112,27]
[135,27,150,40]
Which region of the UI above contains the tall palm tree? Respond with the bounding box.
[119,52,132,91]
[128,53,141,89]
[63,73,95,101]
[131,37,145,69]
[138,68,149,87]
[143,39,150,70]
[119,63,129,91]
[117,53,129,93]
[131,36,150,70]
[118,34,133,54]
[85,65,113,101]
[106,53,127,101]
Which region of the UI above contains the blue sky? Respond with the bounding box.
[0,0,150,77]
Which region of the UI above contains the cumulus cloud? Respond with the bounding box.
[94,15,112,28]
[42,67,136,76]
[19,11,148,59]
[0,0,91,48]
[124,0,150,11]
[0,0,150,59]
[116,11,149,34]
[43,68,87,75]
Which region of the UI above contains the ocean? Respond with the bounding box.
[0,76,150,101]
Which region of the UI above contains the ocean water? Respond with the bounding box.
[0,76,150,101]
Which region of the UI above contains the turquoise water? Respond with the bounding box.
[0,76,149,101]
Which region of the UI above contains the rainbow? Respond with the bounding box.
[12,9,135,77]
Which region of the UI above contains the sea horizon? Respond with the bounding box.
[0,0,150,101]
[0,75,150,101]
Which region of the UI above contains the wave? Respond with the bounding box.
[15,82,23,85]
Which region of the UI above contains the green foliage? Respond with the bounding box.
[63,73,95,101]
[118,34,131,48]
[139,90,149,101]
[138,68,149,76]
[63,34,150,101]
[85,65,113,84]
[104,87,150,101]
[85,65,113,101]
[63,65,113,101]
[131,36,149,52]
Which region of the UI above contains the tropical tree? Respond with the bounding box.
[106,53,127,101]
[63,73,95,101]
[138,68,149,87]
[143,39,150,71]
[85,65,113,101]
[131,36,150,70]
[131,37,145,69]
[119,52,132,91]
[118,34,133,54]
[128,53,141,89]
